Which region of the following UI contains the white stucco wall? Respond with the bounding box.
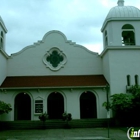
[0,88,107,121]
[0,51,7,85]
[0,26,6,50]
[101,51,110,84]
[103,21,140,47]
[0,30,107,121]
[104,48,140,94]
[7,31,102,76]
[0,89,13,121]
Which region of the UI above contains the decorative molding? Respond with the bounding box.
[35,96,43,100]
[43,47,67,71]
[0,49,9,58]
[100,46,140,57]
[0,89,7,94]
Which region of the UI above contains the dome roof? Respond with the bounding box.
[101,0,140,31]
[106,6,140,20]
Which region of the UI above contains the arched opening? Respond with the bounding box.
[135,75,139,86]
[47,92,64,119]
[122,24,135,46]
[0,31,4,48]
[127,75,131,86]
[105,30,108,46]
[80,91,97,119]
[14,93,31,120]
[1,31,3,37]
[0,37,3,48]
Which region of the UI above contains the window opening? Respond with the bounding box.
[46,50,64,68]
[122,24,135,46]
[127,75,131,86]
[135,75,139,86]
[1,31,3,37]
[0,31,4,49]
[1,38,3,43]
[105,30,108,46]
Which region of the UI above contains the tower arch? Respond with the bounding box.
[101,0,140,47]
[122,24,135,46]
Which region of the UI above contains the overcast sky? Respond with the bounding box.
[0,0,140,55]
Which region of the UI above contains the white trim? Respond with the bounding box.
[0,49,9,58]
[100,46,140,57]
[0,86,107,90]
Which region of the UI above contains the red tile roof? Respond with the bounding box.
[0,75,108,88]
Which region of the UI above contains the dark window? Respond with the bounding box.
[127,75,131,86]
[1,37,3,43]
[122,24,135,46]
[47,92,64,119]
[14,93,31,120]
[1,31,3,37]
[135,75,139,86]
[80,91,97,119]
[46,50,64,67]
[0,31,3,48]
[105,30,108,46]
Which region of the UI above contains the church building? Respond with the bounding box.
[0,0,140,121]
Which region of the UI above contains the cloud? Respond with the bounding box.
[0,0,140,55]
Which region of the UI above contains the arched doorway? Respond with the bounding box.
[80,91,97,119]
[47,92,64,119]
[14,93,31,120]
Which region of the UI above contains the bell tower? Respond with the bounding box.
[101,0,140,94]
[0,16,7,51]
[101,0,140,49]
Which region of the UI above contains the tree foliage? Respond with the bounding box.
[103,85,140,120]
[110,93,134,112]
[0,101,12,115]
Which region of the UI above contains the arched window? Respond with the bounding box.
[14,93,31,120]
[122,24,135,46]
[127,75,131,86]
[80,91,97,119]
[0,37,2,43]
[104,30,108,46]
[135,75,139,86]
[0,31,3,48]
[1,31,3,37]
[47,92,64,119]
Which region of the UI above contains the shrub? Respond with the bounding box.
[0,101,12,115]
[62,112,72,128]
[39,112,49,122]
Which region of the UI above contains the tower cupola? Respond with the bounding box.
[101,0,140,48]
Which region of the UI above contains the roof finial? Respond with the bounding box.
[117,0,124,6]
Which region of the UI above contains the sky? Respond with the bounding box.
[0,0,140,55]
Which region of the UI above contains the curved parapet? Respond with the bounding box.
[11,30,98,56]
[42,30,67,42]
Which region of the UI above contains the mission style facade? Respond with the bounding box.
[0,0,140,121]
